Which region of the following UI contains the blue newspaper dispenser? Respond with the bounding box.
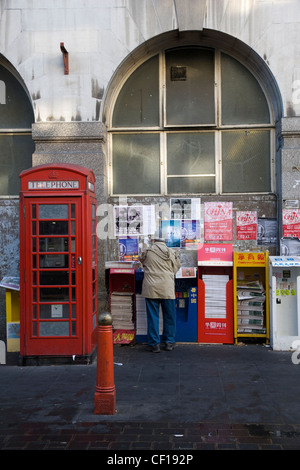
[135,270,198,343]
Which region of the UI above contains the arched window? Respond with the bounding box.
[109,47,273,195]
[0,63,34,195]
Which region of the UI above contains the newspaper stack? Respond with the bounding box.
[110,292,134,330]
[135,294,162,335]
[202,274,229,319]
[236,280,266,334]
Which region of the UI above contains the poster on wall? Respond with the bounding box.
[257,218,277,246]
[160,220,181,247]
[280,237,300,255]
[118,237,139,261]
[170,198,201,220]
[236,211,257,240]
[114,205,142,235]
[180,220,201,248]
[204,202,233,241]
[114,205,155,236]
[176,267,197,278]
[282,209,300,238]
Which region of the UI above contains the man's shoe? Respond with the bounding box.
[150,344,160,353]
[165,342,174,351]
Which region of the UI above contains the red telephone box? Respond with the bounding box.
[19,163,98,363]
[197,244,234,344]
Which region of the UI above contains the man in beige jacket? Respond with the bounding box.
[139,238,181,353]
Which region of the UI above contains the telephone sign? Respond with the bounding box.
[28,180,80,189]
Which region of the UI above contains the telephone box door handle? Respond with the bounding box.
[77,256,82,265]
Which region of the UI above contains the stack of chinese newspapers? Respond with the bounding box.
[203,274,229,319]
[110,292,135,330]
[236,280,266,333]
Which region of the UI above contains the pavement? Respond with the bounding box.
[1,342,300,453]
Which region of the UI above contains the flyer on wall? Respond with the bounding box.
[204,202,233,241]
[282,209,300,238]
[118,237,139,261]
[236,211,257,240]
[114,205,155,236]
[180,219,201,248]
[160,220,181,247]
[170,197,201,219]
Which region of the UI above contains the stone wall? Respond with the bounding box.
[0,199,19,342]
[0,0,299,122]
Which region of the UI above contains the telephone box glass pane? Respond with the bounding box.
[39,238,69,252]
[39,271,69,285]
[72,304,76,318]
[39,322,69,337]
[40,304,69,319]
[39,254,69,268]
[39,221,69,235]
[40,287,69,301]
[32,305,37,319]
[39,204,68,219]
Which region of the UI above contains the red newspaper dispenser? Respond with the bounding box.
[197,244,234,344]
[19,163,98,364]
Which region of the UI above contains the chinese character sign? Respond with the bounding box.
[236,211,257,240]
[204,202,233,241]
[236,252,265,265]
[282,209,300,238]
[197,243,233,265]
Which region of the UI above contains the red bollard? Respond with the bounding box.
[94,312,116,415]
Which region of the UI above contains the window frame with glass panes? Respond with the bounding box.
[109,47,274,196]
